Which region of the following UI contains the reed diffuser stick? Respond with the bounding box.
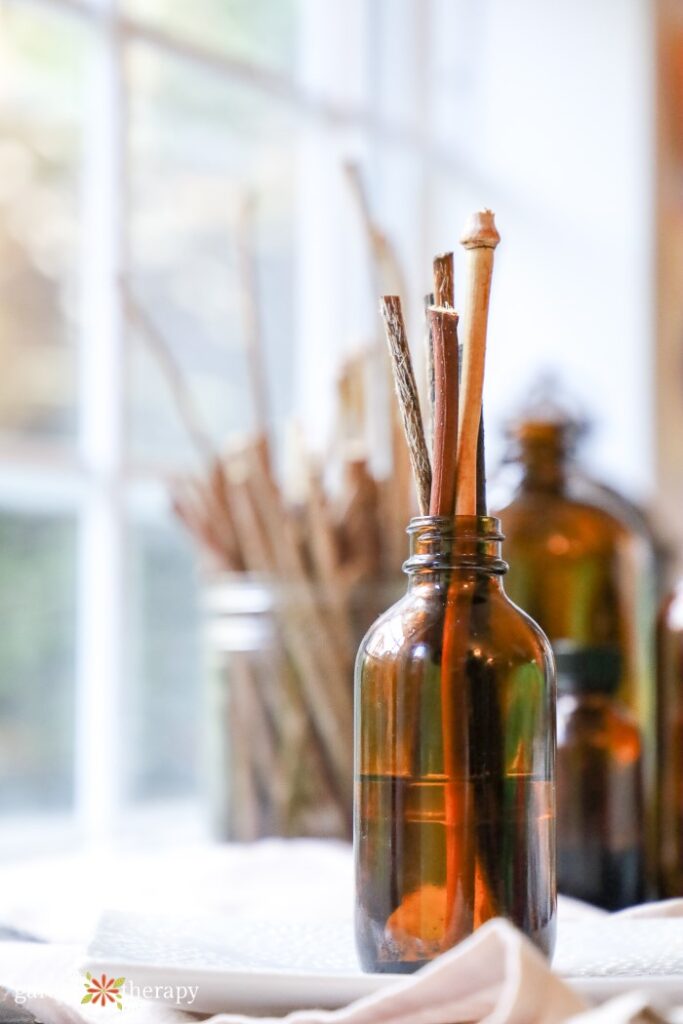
[423,293,436,435]
[428,307,460,516]
[424,300,469,947]
[380,296,432,515]
[433,252,455,308]
[456,211,500,516]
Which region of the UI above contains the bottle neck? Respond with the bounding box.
[518,441,568,494]
[404,515,507,587]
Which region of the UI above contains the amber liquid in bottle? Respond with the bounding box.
[354,516,556,972]
[555,644,644,909]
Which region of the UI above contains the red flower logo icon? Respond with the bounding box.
[82,973,125,1010]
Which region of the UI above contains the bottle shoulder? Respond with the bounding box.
[498,491,645,556]
[358,579,552,667]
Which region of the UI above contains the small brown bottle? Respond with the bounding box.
[354,515,556,972]
[556,644,644,909]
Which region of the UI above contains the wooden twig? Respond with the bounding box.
[121,282,215,463]
[428,306,460,516]
[423,292,436,448]
[344,162,409,300]
[456,210,500,515]
[476,411,487,516]
[345,163,413,561]
[243,450,354,822]
[433,252,455,308]
[304,460,356,651]
[237,195,272,469]
[225,452,351,829]
[427,302,472,939]
[379,296,432,515]
[338,459,382,588]
[229,653,262,840]
[173,483,237,572]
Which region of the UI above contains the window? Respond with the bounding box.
[0,0,657,850]
[0,0,306,847]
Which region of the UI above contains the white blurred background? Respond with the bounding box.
[0,0,679,856]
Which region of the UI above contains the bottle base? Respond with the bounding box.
[356,914,556,973]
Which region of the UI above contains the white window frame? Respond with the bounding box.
[1,0,438,852]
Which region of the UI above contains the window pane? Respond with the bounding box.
[0,6,87,445]
[126,45,298,468]
[125,512,201,801]
[0,511,77,812]
[124,0,300,74]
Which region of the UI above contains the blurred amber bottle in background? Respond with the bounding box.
[556,644,644,909]
[657,579,683,897]
[496,414,656,884]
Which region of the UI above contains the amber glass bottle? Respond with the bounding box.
[497,418,655,874]
[354,515,556,973]
[556,644,644,909]
[657,580,683,897]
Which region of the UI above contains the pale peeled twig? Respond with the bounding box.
[344,162,414,565]
[121,282,215,464]
[456,210,500,516]
[344,162,409,300]
[237,194,272,469]
[380,296,432,516]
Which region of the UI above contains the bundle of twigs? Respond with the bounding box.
[123,186,413,841]
[380,211,500,522]
[172,422,405,840]
[379,210,501,940]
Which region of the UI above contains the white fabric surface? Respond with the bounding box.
[0,841,682,1024]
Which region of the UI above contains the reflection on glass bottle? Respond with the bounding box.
[657,580,683,897]
[354,516,556,973]
[556,644,644,909]
[496,416,656,882]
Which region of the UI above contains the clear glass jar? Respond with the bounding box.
[205,574,400,841]
[555,644,644,909]
[354,515,556,973]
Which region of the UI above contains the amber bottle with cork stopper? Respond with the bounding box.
[555,643,644,909]
[355,212,556,972]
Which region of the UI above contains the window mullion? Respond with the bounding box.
[75,0,127,845]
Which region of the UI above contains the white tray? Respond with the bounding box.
[85,911,683,1015]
